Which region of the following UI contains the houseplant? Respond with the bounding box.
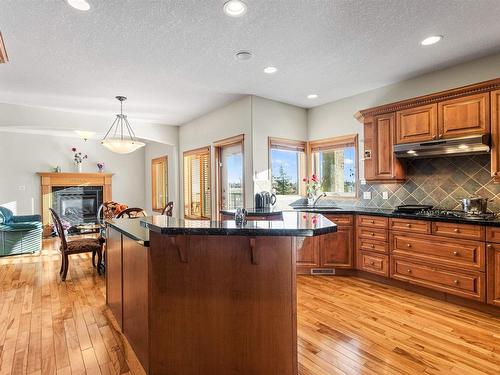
[303,174,321,205]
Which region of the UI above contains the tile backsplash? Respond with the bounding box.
[310,154,500,213]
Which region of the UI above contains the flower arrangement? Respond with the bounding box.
[97,162,105,172]
[72,147,88,164]
[303,174,321,198]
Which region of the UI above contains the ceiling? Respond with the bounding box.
[0,0,499,125]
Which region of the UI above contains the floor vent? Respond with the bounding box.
[310,269,335,275]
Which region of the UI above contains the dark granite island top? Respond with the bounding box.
[141,211,337,236]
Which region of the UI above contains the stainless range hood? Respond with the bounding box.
[394,134,490,158]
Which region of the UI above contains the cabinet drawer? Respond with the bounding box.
[390,218,431,234]
[324,214,353,226]
[357,227,388,242]
[486,227,500,243]
[391,258,485,301]
[357,251,389,277]
[357,238,388,254]
[357,215,388,229]
[432,221,484,241]
[391,233,485,271]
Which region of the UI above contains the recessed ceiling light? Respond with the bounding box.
[223,0,247,17]
[420,35,443,46]
[307,94,318,99]
[263,66,277,74]
[235,50,252,61]
[67,0,91,11]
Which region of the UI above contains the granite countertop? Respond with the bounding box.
[222,206,500,227]
[141,211,337,236]
[106,218,150,246]
[220,207,284,216]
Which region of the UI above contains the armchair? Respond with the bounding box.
[0,207,42,256]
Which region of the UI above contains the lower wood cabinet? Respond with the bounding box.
[487,243,500,307]
[357,251,389,277]
[296,237,319,268]
[391,257,485,301]
[320,226,353,268]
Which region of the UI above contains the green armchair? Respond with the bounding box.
[0,207,42,256]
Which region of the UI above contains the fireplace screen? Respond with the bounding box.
[51,186,103,226]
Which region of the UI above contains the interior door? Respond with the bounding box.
[220,143,244,209]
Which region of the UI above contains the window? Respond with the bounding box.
[184,147,211,219]
[269,137,306,196]
[309,134,358,198]
[215,135,244,210]
[151,156,168,212]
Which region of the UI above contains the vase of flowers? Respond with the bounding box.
[72,147,88,172]
[97,162,105,173]
[303,174,321,205]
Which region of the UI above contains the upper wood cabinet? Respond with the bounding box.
[365,113,405,182]
[491,90,500,181]
[396,104,438,144]
[438,93,490,138]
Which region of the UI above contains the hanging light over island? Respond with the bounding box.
[101,96,145,154]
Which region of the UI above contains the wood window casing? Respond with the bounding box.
[151,156,168,213]
[183,146,211,220]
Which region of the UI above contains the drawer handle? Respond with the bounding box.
[453,279,459,285]
[370,232,375,236]
[454,228,460,233]
[406,224,411,228]
[487,244,493,249]
[407,243,411,248]
[370,261,375,266]
[453,251,459,256]
[370,220,374,224]
[370,244,375,248]
[407,269,412,273]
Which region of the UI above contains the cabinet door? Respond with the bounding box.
[491,90,500,181]
[487,243,500,307]
[396,104,438,144]
[296,237,319,267]
[438,93,490,138]
[106,227,123,330]
[320,226,353,268]
[372,113,406,181]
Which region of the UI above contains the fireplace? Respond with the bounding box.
[51,186,103,226]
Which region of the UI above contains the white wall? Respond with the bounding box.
[144,140,179,217]
[0,132,145,215]
[178,97,253,216]
[251,96,307,208]
[308,52,500,180]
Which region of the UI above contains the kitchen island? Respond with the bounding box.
[106,212,336,375]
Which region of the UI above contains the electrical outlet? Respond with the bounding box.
[18,185,26,191]
[382,191,388,200]
[363,191,371,199]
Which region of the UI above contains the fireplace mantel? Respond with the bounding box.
[37,172,113,235]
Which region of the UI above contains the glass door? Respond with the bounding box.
[220,143,244,209]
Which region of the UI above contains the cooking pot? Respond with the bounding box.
[460,196,490,214]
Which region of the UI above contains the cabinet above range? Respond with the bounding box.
[356,78,500,183]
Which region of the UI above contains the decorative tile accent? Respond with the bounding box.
[317,154,499,213]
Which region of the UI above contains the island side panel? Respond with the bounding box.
[148,232,297,375]
[106,227,123,330]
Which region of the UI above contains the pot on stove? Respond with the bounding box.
[460,196,490,214]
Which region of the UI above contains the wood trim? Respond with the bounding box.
[0,32,8,63]
[268,137,307,151]
[151,156,168,213]
[183,146,210,157]
[491,90,500,181]
[213,133,244,147]
[308,134,358,150]
[183,146,211,219]
[355,77,500,122]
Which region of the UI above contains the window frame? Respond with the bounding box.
[307,134,359,199]
[151,155,168,213]
[183,146,211,220]
[214,134,245,213]
[268,137,307,196]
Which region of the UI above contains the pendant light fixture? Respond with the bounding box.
[101,96,145,154]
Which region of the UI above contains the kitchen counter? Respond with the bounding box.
[106,218,150,246]
[142,210,337,236]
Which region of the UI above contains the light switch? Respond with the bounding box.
[363,191,371,199]
[382,191,388,200]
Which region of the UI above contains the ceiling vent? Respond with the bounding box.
[0,32,8,63]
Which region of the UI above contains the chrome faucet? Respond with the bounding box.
[313,193,327,206]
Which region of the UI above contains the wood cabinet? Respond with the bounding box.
[372,113,405,182]
[438,93,490,138]
[396,104,438,144]
[320,226,353,268]
[491,90,500,181]
[487,243,500,307]
[106,227,123,329]
[390,218,431,234]
[356,215,390,277]
[357,252,389,276]
[296,237,319,268]
[432,221,484,241]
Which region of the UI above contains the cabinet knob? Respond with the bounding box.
[453,279,459,285]
[439,134,443,138]
[407,269,412,273]
[407,243,411,248]
[453,251,459,256]
[370,244,375,248]
[370,232,375,236]
[454,228,460,233]
[370,261,375,266]
[370,220,374,224]
[406,224,411,228]
[432,135,437,140]
[487,244,493,249]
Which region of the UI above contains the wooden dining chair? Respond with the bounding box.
[116,207,147,219]
[49,208,104,281]
[161,201,174,216]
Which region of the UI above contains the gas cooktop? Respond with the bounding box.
[392,205,498,221]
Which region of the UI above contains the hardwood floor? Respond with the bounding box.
[1,237,499,374]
